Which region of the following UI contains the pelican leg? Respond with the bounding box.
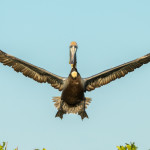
[78,98,88,120]
[55,100,66,119]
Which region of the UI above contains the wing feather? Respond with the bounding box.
[0,50,66,91]
[84,53,150,91]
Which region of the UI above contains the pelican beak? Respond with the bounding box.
[69,45,77,66]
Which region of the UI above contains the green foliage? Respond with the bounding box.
[117,142,137,150]
[1,142,138,150]
[0,142,7,150]
[0,142,46,150]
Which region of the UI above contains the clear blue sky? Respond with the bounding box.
[0,0,150,150]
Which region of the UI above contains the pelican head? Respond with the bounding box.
[69,41,78,68]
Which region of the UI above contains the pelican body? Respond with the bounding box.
[0,41,150,119]
[61,68,84,105]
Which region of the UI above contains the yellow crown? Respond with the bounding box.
[70,41,78,47]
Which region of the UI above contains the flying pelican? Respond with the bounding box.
[0,41,150,119]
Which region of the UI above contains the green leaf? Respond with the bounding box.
[2,143,5,148]
[0,145,3,150]
[117,142,137,150]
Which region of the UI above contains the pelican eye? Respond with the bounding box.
[70,45,77,48]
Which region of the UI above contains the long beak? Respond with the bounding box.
[69,46,77,66]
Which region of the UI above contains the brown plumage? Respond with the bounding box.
[0,50,65,91]
[84,53,150,91]
[61,68,84,105]
[0,42,150,119]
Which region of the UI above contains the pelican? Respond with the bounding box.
[0,41,150,119]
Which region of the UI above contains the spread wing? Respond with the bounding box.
[84,53,150,91]
[0,50,66,91]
